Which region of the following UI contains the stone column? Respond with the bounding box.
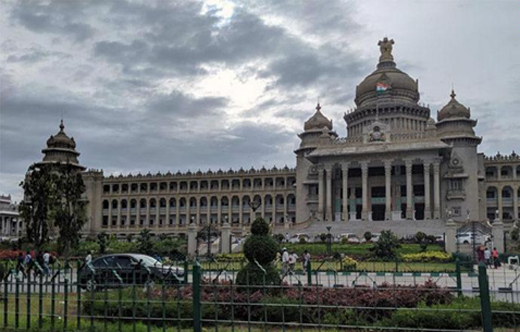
[207,199,211,224]
[318,169,324,220]
[326,168,332,221]
[217,196,222,223]
[433,161,441,219]
[342,164,349,222]
[284,195,289,229]
[361,162,369,221]
[445,218,458,253]
[513,186,519,222]
[221,222,231,254]
[187,222,198,258]
[405,160,413,220]
[272,195,276,224]
[239,196,243,225]
[424,162,432,220]
[492,217,505,253]
[384,160,392,220]
[108,203,113,228]
[497,186,503,220]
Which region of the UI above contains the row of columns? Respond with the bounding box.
[0,216,22,236]
[493,185,520,221]
[317,160,441,221]
[105,195,296,228]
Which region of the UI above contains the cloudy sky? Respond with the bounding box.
[1,0,519,202]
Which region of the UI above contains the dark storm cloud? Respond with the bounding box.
[9,0,97,42]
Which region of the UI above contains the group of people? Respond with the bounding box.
[476,246,500,269]
[16,250,54,277]
[279,248,311,275]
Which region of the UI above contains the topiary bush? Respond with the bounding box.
[236,218,280,286]
[371,230,401,261]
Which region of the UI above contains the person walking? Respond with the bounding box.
[302,250,311,271]
[42,251,51,276]
[492,247,500,269]
[288,251,298,273]
[16,252,25,277]
[85,251,93,266]
[281,248,289,275]
[484,247,492,268]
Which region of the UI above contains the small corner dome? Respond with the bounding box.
[304,103,332,131]
[438,90,470,121]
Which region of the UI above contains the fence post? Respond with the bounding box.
[477,263,493,332]
[184,260,189,284]
[455,258,462,297]
[306,261,312,285]
[193,261,202,332]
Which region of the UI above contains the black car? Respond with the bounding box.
[79,253,184,290]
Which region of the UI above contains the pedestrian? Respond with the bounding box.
[302,250,311,271]
[24,251,32,266]
[85,251,93,266]
[288,251,298,273]
[16,252,25,276]
[284,232,290,243]
[492,247,500,269]
[476,246,484,263]
[484,247,491,268]
[42,251,51,276]
[281,248,289,274]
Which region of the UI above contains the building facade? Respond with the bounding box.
[0,195,22,239]
[29,38,519,238]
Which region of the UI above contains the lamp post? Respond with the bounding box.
[326,226,332,255]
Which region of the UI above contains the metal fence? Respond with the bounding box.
[1,259,519,332]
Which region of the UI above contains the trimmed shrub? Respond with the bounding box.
[371,230,401,261]
[251,218,270,235]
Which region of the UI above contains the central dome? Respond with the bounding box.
[355,38,419,107]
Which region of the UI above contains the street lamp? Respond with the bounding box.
[326,226,332,255]
[207,223,212,258]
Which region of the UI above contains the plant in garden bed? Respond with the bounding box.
[401,251,452,262]
[236,218,281,286]
[370,230,401,261]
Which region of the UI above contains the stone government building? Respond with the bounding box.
[27,38,520,240]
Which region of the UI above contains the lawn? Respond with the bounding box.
[284,243,444,256]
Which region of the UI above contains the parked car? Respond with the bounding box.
[456,232,491,245]
[288,233,312,243]
[78,254,184,291]
[340,233,361,243]
[435,234,445,243]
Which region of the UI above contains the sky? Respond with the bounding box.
[1,0,519,202]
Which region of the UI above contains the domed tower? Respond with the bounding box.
[295,103,337,222]
[344,38,430,137]
[36,120,85,170]
[436,90,483,221]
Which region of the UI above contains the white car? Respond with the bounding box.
[340,233,361,243]
[288,233,312,244]
[456,232,490,245]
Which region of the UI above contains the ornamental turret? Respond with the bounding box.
[36,120,85,170]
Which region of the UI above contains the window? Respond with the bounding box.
[449,180,462,191]
[114,256,133,268]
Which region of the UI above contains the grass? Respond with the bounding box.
[284,243,444,256]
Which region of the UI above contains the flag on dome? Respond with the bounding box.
[376,82,390,93]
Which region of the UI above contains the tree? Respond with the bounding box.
[137,229,153,255]
[52,163,88,256]
[19,164,59,250]
[371,230,401,261]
